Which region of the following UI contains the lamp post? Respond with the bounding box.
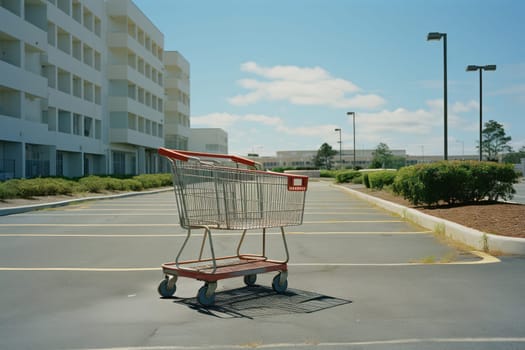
[466,64,496,161]
[427,32,448,160]
[347,112,356,168]
[334,128,342,168]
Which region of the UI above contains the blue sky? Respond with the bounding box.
[134,0,525,157]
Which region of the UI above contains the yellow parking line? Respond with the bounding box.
[6,213,178,216]
[0,267,159,272]
[0,231,430,238]
[0,251,499,272]
[0,220,404,227]
[288,231,432,235]
[0,224,179,227]
[304,220,404,224]
[0,234,178,237]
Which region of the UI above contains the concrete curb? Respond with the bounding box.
[0,188,173,216]
[336,184,525,256]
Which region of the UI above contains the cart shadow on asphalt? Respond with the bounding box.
[171,286,352,319]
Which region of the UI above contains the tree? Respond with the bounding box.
[370,142,394,169]
[313,143,337,169]
[480,120,512,161]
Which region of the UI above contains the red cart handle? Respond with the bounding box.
[158,147,261,168]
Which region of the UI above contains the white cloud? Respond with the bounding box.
[491,84,525,104]
[358,108,437,135]
[191,113,240,128]
[192,111,340,142]
[229,62,385,109]
[343,98,486,156]
[194,97,481,157]
[240,61,332,82]
[192,112,284,128]
[243,114,283,126]
[451,100,478,113]
[276,124,340,138]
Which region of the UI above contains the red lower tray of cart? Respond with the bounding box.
[157,255,288,306]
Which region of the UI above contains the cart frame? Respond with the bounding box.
[157,148,308,306]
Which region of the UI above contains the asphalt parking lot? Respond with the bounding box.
[0,181,524,350]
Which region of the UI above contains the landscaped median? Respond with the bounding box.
[326,161,523,255]
[338,185,525,256]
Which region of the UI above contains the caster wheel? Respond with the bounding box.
[197,283,216,306]
[157,278,176,298]
[244,274,257,286]
[272,273,288,293]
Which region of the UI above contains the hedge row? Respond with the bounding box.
[0,174,173,200]
[335,169,397,189]
[331,161,518,206]
[392,161,518,206]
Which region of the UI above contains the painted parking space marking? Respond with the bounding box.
[0,223,180,227]
[4,209,384,215]
[0,220,404,228]
[304,220,404,224]
[0,230,431,238]
[0,251,500,272]
[66,337,525,350]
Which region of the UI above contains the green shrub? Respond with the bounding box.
[320,169,338,178]
[368,170,396,190]
[0,178,76,199]
[0,174,172,200]
[0,180,20,200]
[40,178,76,196]
[392,161,518,206]
[121,179,144,191]
[78,176,108,193]
[351,174,363,184]
[363,173,370,188]
[335,170,360,183]
[132,173,172,189]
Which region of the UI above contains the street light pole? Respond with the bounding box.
[427,32,448,160]
[466,64,496,161]
[334,128,342,168]
[347,112,356,168]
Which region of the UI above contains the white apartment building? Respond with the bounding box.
[0,0,188,179]
[164,51,190,151]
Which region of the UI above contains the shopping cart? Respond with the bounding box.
[157,147,308,306]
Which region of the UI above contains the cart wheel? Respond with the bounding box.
[272,273,288,293]
[157,278,176,298]
[197,283,216,306]
[244,274,257,286]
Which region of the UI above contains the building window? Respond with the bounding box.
[73,113,82,135]
[58,110,71,133]
[112,151,125,175]
[95,120,101,139]
[84,117,93,137]
[56,151,63,177]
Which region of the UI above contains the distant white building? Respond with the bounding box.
[0,0,190,179]
[189,128,228,154]
[248,149,407,169]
